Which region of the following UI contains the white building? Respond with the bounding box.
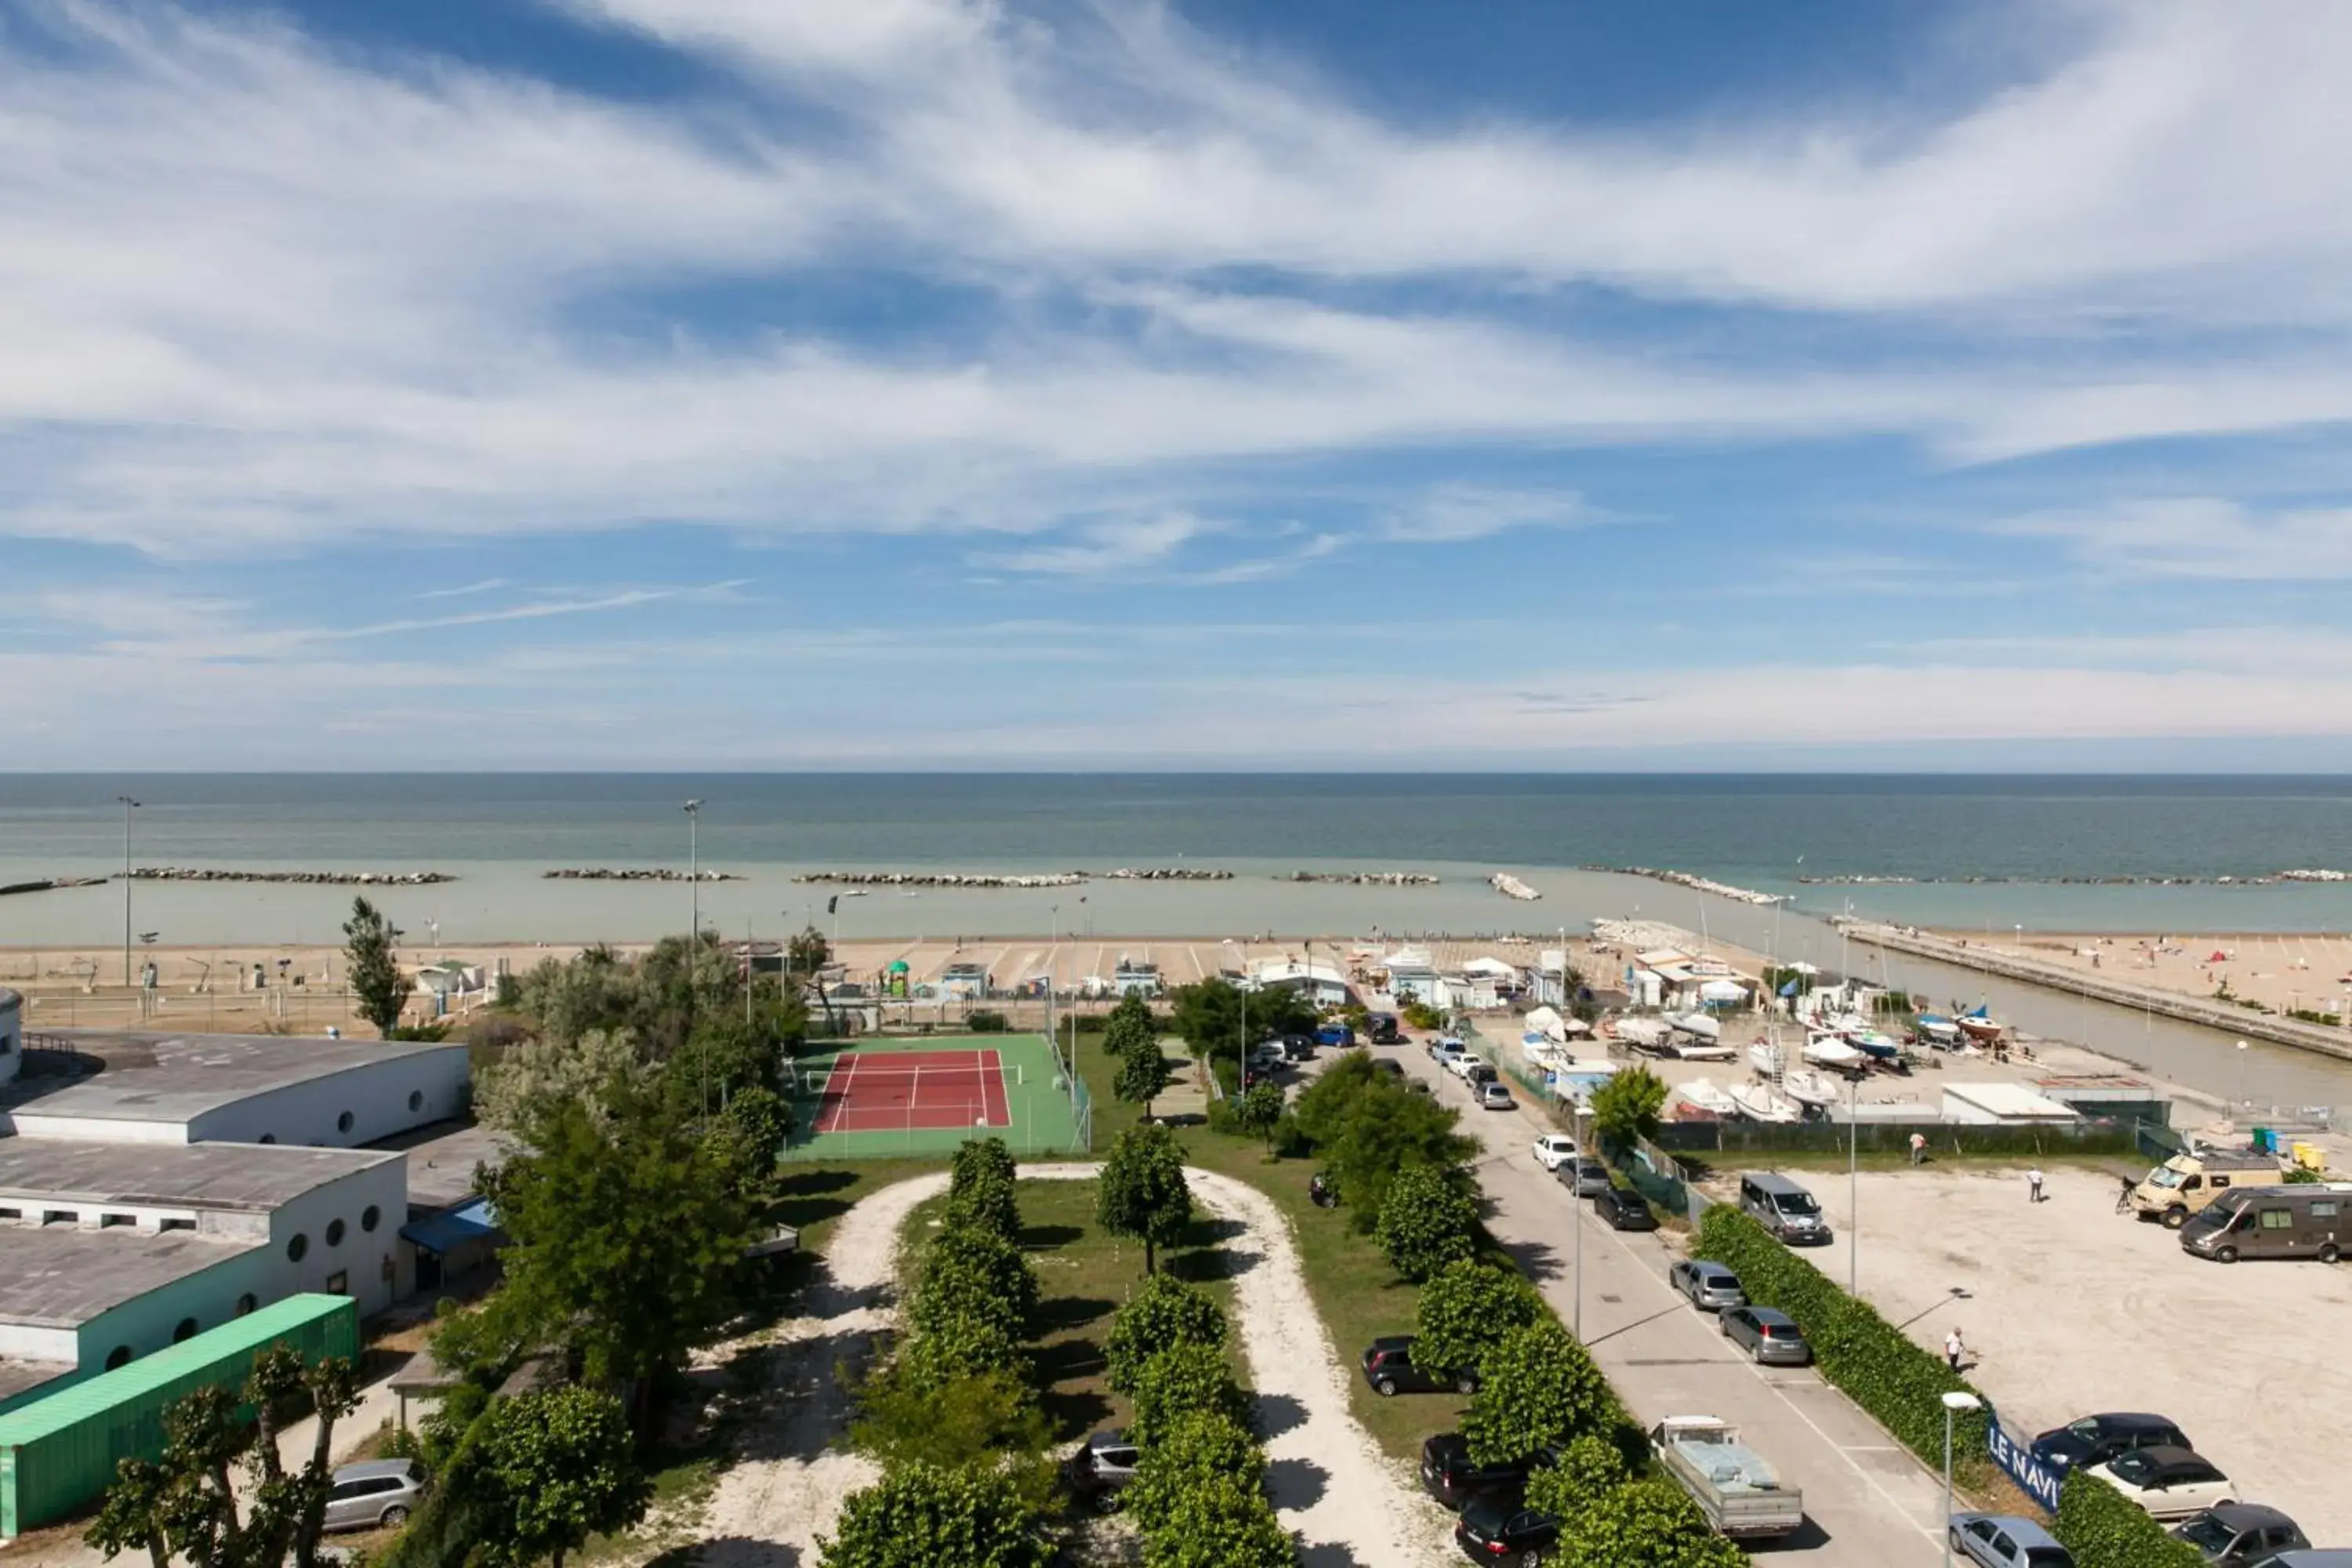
[1246,958,1352,1007]
[1382,947,1439,1002]
[1940,1083,2082,1127]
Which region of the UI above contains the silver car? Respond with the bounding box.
[1476,1081,1513,1109]
[1556,1157,1611,1198]
[324,1458,426,1533]
[1670,1258,1747,1312]
[1950,1512,2075,1568]
[1719,1305,1812,1366]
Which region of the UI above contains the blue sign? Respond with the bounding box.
[1985,1416,2064,1516]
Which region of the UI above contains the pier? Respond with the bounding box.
[1841,920,2352,1065]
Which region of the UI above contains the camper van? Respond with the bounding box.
[1739,1171,1832,1246]
[2179,1182,2352,1264]
[2129,1150,2290,1229]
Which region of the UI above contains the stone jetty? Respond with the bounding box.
[1490,873,1541,901]
[0,876,109,898]
[1280,871,1441,886]
[543,868,742,882]
[1589,866,1784,906]
[793,871,1087,889]
[129,867,455,886]
[1102,867,1234,880]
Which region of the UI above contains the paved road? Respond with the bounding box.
[1342,1041,1957,1566]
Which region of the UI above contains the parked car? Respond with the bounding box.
[2082,1446,2234,1520]
[1362,1335,1479,1397]
[1591,1185,1657,1231]
[1739,1171,1832,1245]
[1555,1158,1612,1198]
[1461,1060,1500,1087]
[1530,1134,1579,1171]
[1419,1432,1553,1511]
[1370,1058,1407,1081]
[1949,1512,2076,1568]
[1317,1022,1356,1049]
[2243,1554,2352,1568]
[1367,1013,1403,1044]
[1649,1417,1804,1541]
[2172,1504,2310,1565]
[1249,1040,1287,1071]
[1670,1258,1747,1312]
[1062,1429,1140,1511]
[1428,1036,1463,1062]
[324,1460,426,1534]
[1478,1081,1515,1110]
[1280,1032,1318,1061]
[1454,1494,1559,1565]
[2030,1412,2194,1475]
[1719,1305,1811,1366]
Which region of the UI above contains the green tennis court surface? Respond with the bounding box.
[783,1033,1089,1160]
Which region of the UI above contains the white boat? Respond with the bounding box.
[1780,1068,1842,1109]
[1677,1077,1739,1116]
[1802,1037,1867,1072]
[1610,1015,1672,1049]
[1668,1038,1737,1062]
[1729,1082,1804,1123]
[1747,1041,1785,1077]
[1669,1011,1722,1042]
[1914,1014,1962,1046]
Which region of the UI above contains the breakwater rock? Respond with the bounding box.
[794,871,1086,889]
[543,868,742,882]
[0,876,110,898]
[1280,871,1441,886]
[129,867,455,886]
[1798,869,2352,887]
[1102,867,1234,881]
[1589,866,1784,906]
[1490,873,1541,901]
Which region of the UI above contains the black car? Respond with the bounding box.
[1455,1494,1558,1565]
[1370,1058,1407,1080]
[1062,1429,1140,1511]
[1367,1014,1403,1044]
[1590,1186,1658,1231]
[1362,1336,1479,1398]
[1419,1433,1554,1511]
[2029,1412,2193,1475]
[2171,1503,2310,1565]
[1281,1033,1318,1061]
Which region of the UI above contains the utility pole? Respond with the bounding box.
[117,796,140,988]
[683,799,704,940]
[1849,1072,1860,1294]
[1573,1099,1588,1341]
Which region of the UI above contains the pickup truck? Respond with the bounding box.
[1649,1416,1804,1541]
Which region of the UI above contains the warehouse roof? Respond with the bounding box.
[0,1357,72,1408]
[2,1030,461,1126]
[368,1120,508,1210]
[0,1225,259,1329]
[0,1139,398,1212]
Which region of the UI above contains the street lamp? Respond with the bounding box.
[1848,1072,1860,1294]
[1573,1098,1589,1341]
[682,800,704,940]
[1940,1390,1984,1566]
[2234,1040,2249,1111]
[116,797,140,988]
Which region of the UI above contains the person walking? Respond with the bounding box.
[2027,1166,2045,1203]
[1945,1327,1967,1373]
[1908,1131,1927,1166]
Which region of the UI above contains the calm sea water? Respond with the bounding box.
[2,775,2349,943]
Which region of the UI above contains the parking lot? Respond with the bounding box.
[1802,1163,2352,1542]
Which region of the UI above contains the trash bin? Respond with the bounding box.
[2250,1127,2273,1153]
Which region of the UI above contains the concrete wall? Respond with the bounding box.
[6,1113,191,1144]
[185,1045,468,1149]
[0,989,20,1087]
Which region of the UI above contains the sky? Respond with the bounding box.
[5,0,2352,770]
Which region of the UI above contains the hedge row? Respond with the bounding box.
[1693,1206,1992,1483]
[2053,1468,2203,1568]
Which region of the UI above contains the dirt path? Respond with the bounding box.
[687,1163,1449,1568]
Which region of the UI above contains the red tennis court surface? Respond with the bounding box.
[810,1047,1009,1134]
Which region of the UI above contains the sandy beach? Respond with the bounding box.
[1931,928,2352,1023]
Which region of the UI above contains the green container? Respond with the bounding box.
[0,1294,358,1538]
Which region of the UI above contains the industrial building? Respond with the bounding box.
[0,988,20,1087]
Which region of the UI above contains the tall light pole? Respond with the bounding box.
[117,796,140,988]
[1573,1099,1588,1341]
[683,800,704,942]
[1848,1072,1860,1294]
[1940,1390,1983,1566]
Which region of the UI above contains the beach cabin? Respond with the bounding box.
[1110,959,1163,998]
[1531,949,1574,1007]
[939,961,992,1000]
[1382,946,1439,1002]
[1247,957,1352,1007]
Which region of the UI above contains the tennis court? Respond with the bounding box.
[784,1033,1088,1160]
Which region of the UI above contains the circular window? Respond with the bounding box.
[288,1232,309,1263]
[336,1111,354,1134]
[361,1204,381,1233]
[326,1218,346,1247]
[172,1318,198,1344]
[105,1346,132,1370]
[235,1294,257,1317]
[408,1091,423,1113]
[257,1134,278,1145]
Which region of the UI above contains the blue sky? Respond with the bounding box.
[5,0,2352,769]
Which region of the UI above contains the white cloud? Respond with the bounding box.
[975,512,1214,575]
[1378,486,1591,544]
[1997,497,2352,579]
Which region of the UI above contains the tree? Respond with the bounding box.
[1102,992,1158,1061]
[1551,1478,1746,1568]
[818,1461,1049,1568]
[1105,1272,1229,1394]
[945,1167,1023,1247]
[1115,1032,1174,1113]
[1411,1259,1543,1380]
[1461,1320,1617,1466]
[343,895,409,1036]
[1142,1474,1294,1568]
[708,1085,792,1200]
[474,1028,648,1134]
[1167,978,1316,1071]
[1123,1409,1264,1533]
[789,924,833,978]
[851,1363,1050,1473]
[1230,1080,1287,1149]
[909,1219,1040,1341]
[84,1348,357,1568]
[481,1086,760,1424]
[1128,1342,1251,1448]
[470,1385,652,1568]
[952,1135,1018,1193]
[1097,1123,1193,1276]
[1321,1088,1478,1235]
[1589,1065,1669,1145]
[1375,1164,1479,1283]
[1523,1434,1628,1519]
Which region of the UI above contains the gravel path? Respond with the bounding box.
[688,1163,1450,1567]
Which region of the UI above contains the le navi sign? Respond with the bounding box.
[1985,1410,2063,1515]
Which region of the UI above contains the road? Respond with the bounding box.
[1357,1040,1958,1566]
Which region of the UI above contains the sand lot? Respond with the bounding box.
[1796,1164,2352,1541]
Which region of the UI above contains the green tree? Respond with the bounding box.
[470,1386,652,1568]
[709,1085,792,1200]
[945,1167,1023,1247]
[1167,979,1316,1073]
[2053,1466,2206,1568]
[851,1363,1051,1473]
[1462,1320,1617,1466]
[474,1028,647,1134]
[1098,1123,1193,1276]
[1230,1080,1287,1149]
[1590,1065,1669,1145]
[1552,1478,1745,1568]
[1102,992,1158,1061]
[1142,1474,1294,1568]
[1322,1088,1478,1234]
[951,1135,1019,1193]
[1127,1342,1251,1449]
[1115,1032,1175,1113]
[481,1087,760,1425]
[84,1348,358,1568]
[1105,1272,1229,1395]
[1523,1434,1628,1519]
[1411,1259,1543,1380]
[343,895,409,1036]
[789,924,833,978]
[909,1219,1040,1342]
[1121,1410,1263,1534]
[1375,1164,1479,1283]
[818,1461,1049,1568]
